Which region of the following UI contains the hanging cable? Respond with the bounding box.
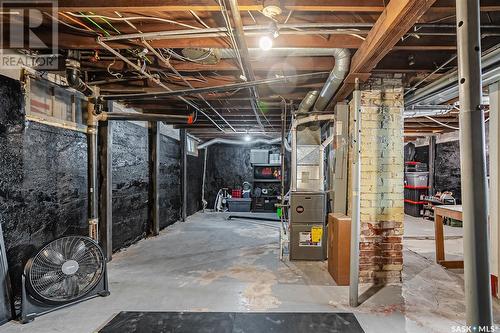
[423,116,459,130]
[189,10,211,29]
[58,12,98,33]
[44,13,98,34]
[66,12,201,30]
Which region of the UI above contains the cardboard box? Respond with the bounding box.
[328,213,351,285]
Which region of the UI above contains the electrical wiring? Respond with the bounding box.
[89,11,121,34]
[79,12,112,36]
[162,48,215,64]
[58,12,97,33]
[189,10,211,29]
[114,11,142,33]
[43,13,98,34]
[216,0,245,76]
[423,116,459,130]
[66,12,201,30]
[107,59,123,79]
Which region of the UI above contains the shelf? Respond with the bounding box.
[252,163,281,167]
[253,179,281,182]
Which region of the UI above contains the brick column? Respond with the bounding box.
[349,74,405,284]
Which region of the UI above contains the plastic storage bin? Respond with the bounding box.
[405,172,429,187]
[404,186,428,201]
[227,198,252,212]
[404,200,423,217]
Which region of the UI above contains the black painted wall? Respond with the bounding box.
[434,141,462,203]
[111,121,150,250]
[159,134,182,229]
[0,74,195,297]
[0,75,88,295]
[205,144,281,208]
[186,151,205,216]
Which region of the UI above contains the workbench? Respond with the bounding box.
[434,205,463,269]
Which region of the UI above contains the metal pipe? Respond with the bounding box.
[456,0,493,326]
[96,37,225,132]
[198,137,281,149]
[405,45,500,106]
[225,0,264,129]
[87,102,99,240]
[281,101,287,203]
[98,23,500,43]
[142,40,237,132]
[102,112,193,123]
[349,78,361,307]
[66,59,94,97]
[101,71,330,101]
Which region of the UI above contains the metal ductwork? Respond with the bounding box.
[405,45,500,107]
[297,91,319,113]
[313,48,351,111]
[198,137,281,149]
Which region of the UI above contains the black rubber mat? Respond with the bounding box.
[98,311,365,333]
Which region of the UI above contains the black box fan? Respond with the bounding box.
[20,236,110,323]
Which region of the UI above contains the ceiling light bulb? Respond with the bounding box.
[259,36,273,51]
[244,135,252,142]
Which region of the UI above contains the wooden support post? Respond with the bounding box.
[98,119,113,261]
[180,129,188,221]
[148,121,160,236]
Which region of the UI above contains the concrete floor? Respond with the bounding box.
[2,213,499,333]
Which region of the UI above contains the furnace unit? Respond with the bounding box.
[289,191,327,260]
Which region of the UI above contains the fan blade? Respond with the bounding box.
[77,262,99,275]
[36,270,60,286]
[41,280,64,296]
[41,249,65,265]
[70,241,87,261]
[63,276,79,297]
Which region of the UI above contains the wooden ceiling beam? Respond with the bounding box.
[333,0,439,102]
[26,0,500,13]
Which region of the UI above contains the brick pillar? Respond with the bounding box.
[348,74,404,284]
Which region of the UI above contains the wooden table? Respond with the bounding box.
[434,205,464,269]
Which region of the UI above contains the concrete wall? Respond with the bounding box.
[0,75,193,295]
[349,74,404,284]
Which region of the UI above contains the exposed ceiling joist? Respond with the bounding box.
[333,0,439,101]
[32,0,500,13]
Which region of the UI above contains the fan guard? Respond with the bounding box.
[25,236,105,304]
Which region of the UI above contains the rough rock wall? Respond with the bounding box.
[159,134,181,229]
[434,141,462,203]
[205,144,281,208]
[0,76,88,295]
[186,151,205,216]
[111,121,150,250]
[0,75,187,296]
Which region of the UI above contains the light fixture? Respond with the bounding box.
[259,36,273,51]
[244,134,252,142]
[262,0,282,19]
